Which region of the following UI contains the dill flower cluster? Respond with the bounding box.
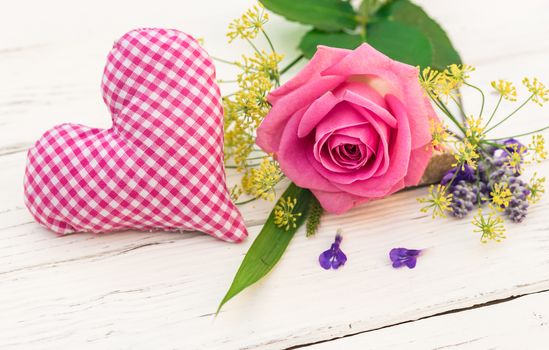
[227,4,269,43]
[221,4,286,204]
[273,197,302,231]
[418,64,548,243]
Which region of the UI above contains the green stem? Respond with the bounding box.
[261,29,276,55]
[464,82,485,117]
[447,129,463,141]
[450,95,468,120]
[212,57,238,66]
[225,163,260,169]
[456,93,467,122]
[246,155,268,160]
[245,38,262,56]
[485,94,534,133]
[485,95,503,129]
[482,140,505,148]
[488,125,549,140]
[235,197,259,206]
[430,95,466,135]
[280,54,305,75]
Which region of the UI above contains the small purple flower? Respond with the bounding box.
[389,248,422,269]
[492,138,526,159]
[319,231,347,270]
[502,138,526,154]
[441,164,476,186]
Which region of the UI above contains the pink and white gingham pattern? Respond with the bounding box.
[24,28,248,243]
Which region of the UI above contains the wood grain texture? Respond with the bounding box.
[305,290,549,349]
[1,0,549,349]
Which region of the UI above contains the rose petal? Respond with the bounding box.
[333,80,387,108]
[277,107,339,193]
[322,44,406,100]
[311,189,372,214]
[257,75,345,153]
[298,91,341,138]
[269,46,350,105]
[307,103,392,185]
[309,124,387,184]
[257,47,351,153]
[404,145,432,186]
[332,94,411,197]
[309,123,385,184]
[314,102,369,138]
[322,43,437,149]
[341,89,397,128]
[315,134,365,173]
[327,140,369,171]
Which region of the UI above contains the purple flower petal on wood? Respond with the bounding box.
[319,250,333,270]
[332,249,347,269]
[319,231,346,270]
[389,247,422,269]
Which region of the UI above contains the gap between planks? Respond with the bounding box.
[286,285,549,349]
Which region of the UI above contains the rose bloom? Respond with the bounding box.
[256,44,438,214]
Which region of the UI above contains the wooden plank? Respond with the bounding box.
[303,290,549,349]
[1,0,549,349]
[1,162,548,349]
[1,0,549,155]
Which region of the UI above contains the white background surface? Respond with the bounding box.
[1,0,549,349]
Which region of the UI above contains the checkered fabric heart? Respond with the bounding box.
[24,28,248,243]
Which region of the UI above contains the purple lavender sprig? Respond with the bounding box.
[442,139,532,222]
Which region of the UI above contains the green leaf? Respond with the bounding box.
[259,0,357,32]
[298,30,363,59]
[366,20,432,68]
[217,183,314,314]
[372,0,461,69]
[358,0,388,21]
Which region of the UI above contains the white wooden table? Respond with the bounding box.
[2,1,549,349]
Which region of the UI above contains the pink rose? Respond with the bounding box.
[256,44,438,214]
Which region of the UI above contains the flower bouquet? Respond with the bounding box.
[215,0,548,312]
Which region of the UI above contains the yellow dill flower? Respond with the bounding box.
[430,119,448,151]
[419,67,440,97]
[227,4,269,42]
[274,197,302,231]
[444,64,475,87]
[453,140,480,170]
[417,184,453,219]
[237,51,284,86]
[472,208,506,243]
[224,51,282,173]
[528,172,546,204]
[465,115,485,144]
[245,158,283,201]
[490,183,512,209]
[528,134,547,163]
[504,149,523,173]
[523,77,549,106]
[434,73,459,100]
[491,80,517,101]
